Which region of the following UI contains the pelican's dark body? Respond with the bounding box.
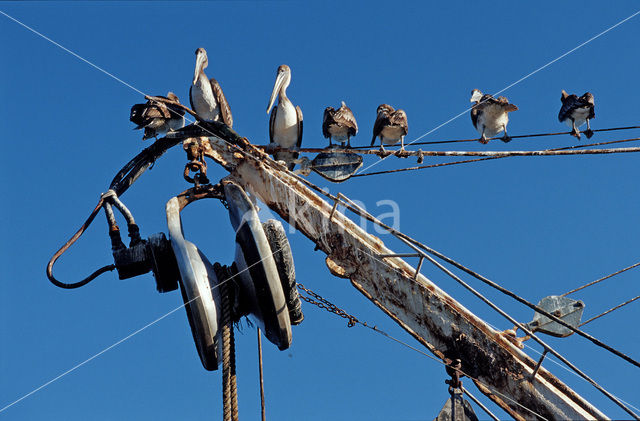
[370,104,408,150]
[470,89,518,144]
[322,101,358,147]
[558,90,595,139]
[130,92,185,140]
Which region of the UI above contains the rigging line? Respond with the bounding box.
[549,136,640,151]
[6,8,633,413]
[351,156,502,177]
[352,137,640,177]
[275,136,640,155]
[298,287,548,420]
[356,8,640,177]
[5,243,284,414]
[347,125,640,149]
[334,145,640,158]
[562,261,640,297]
[0,11,540,417]
[368,323,549,421]
[341,189,640,369]
[486,321,640,414]
[461,387,501,421]
[387,229,640,370]
[290,175,640,415]
[256,125,640,153]
[580,295,640,327]
[295,174,636,417]
[358,245,639,420]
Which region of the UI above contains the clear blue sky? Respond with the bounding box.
[1,2,640,420]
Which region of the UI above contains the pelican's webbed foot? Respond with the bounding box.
[501,131,511,143]
[584,119,594,139]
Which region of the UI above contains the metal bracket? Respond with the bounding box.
[525,295,585,337]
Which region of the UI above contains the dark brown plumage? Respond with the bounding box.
[322,101,358,148]
[470,89,518,144]
[558,90,595,140]
[371,104,408,151]
[130,92,185,140]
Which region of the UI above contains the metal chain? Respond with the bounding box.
[296,283,535,421]
[297,283,361,328]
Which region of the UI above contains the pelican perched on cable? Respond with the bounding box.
[558,90,595,140]
[470,89,518,144]
[130,92,185,140]
[266,64,303,170]
[322,101,358,148]
[370,104,408,151]
[190,47,233,127]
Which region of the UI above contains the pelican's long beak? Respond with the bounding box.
[193,52,206,85]
[266,71,285,114]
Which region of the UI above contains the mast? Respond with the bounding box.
[194,133,608,420]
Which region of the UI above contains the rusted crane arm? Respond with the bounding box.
[194,135,607,421]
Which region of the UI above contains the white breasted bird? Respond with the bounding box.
[470,89,518,144]
[322,101,358,148]
[190,47,233,126]
[266,64,303,170]
[558,90,595,140]
[370,104,409,151]
[130,92,185,140]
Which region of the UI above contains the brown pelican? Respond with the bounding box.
[322,101,358,148]
[267,64,303,170]
[370,104,408,151]
[130,92,185,140]
[558,90,595,139]
[470,89,518,144]
[190,47,233,127]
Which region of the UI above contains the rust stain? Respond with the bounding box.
[325,256,352,278]
[202,134,606,421]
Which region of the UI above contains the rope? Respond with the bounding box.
[230,324,239,421]
[257,328,266,421]
[221,305,232,421]
[216,263,239,421]
[580,296,640,327]
[562,261,640,297]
